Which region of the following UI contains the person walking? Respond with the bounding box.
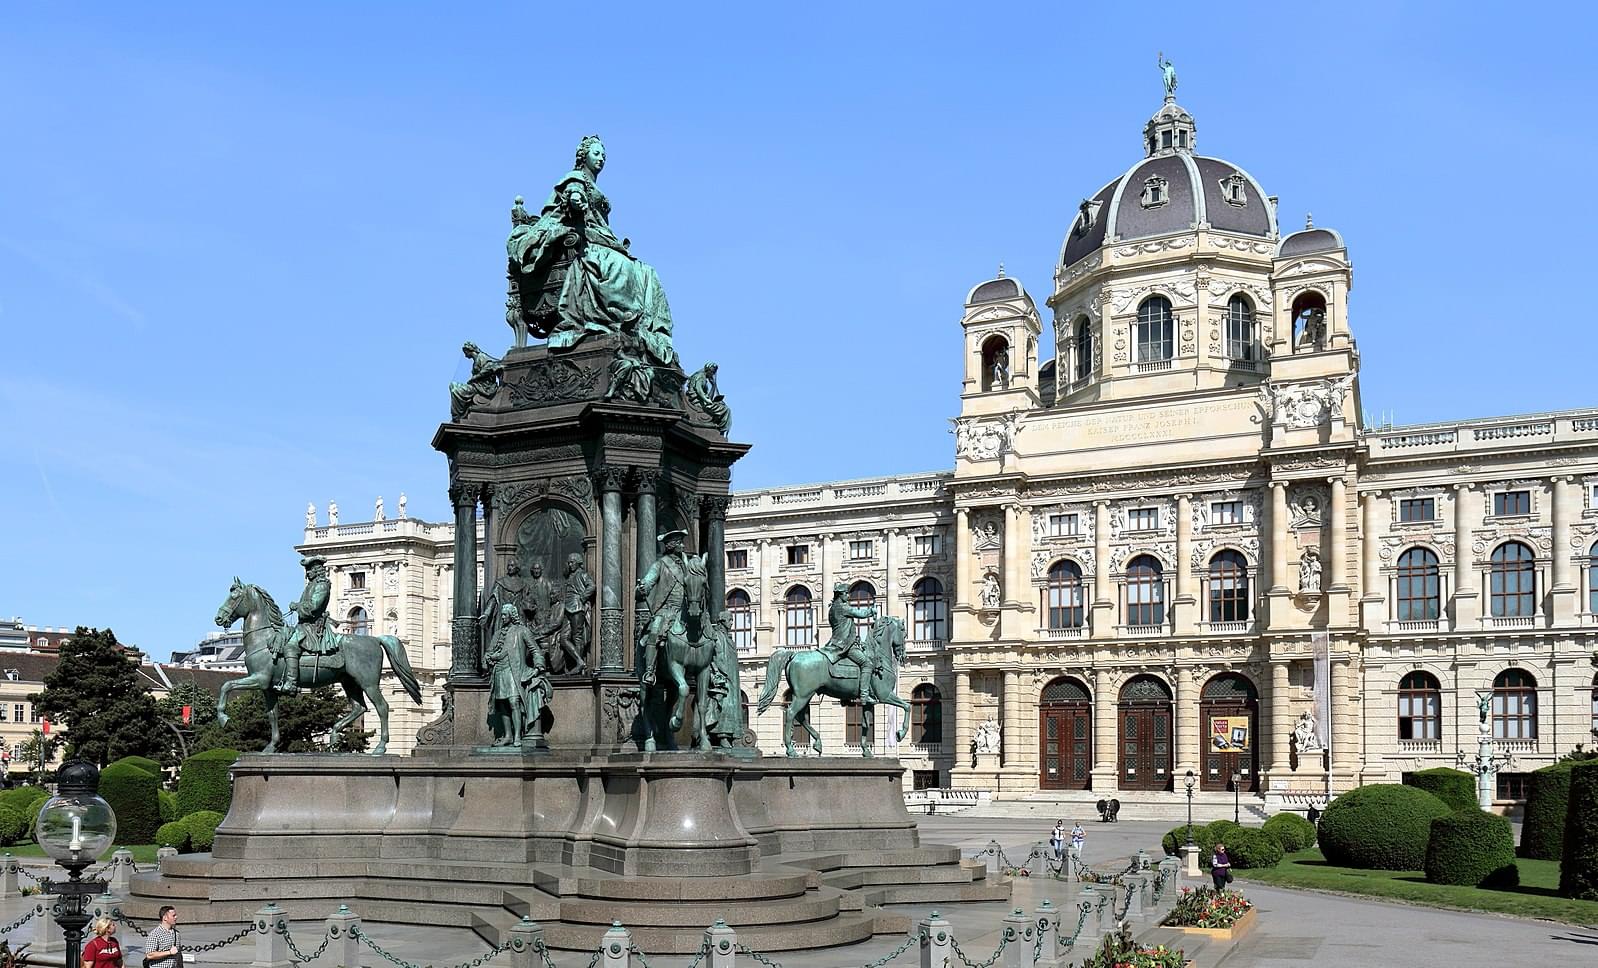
[1070,820,1086,863]
[81,918,123,968]
[143,905,181,968]
[1049,820,1065,863]
[1210,842,1234,891]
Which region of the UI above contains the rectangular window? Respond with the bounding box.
[30,707,41,723]
[1397,692,1439,740]
[350,571,366,591]
[912,769,941,791]
[0,706,8,722]
[1128,507,1159,532]
[849,540,874,560]
[1492,690,1537,740]
[785,545,809,566]
[1493,490,1531,517]
[725,549,748,570]
[1496,772,1532,801]
[11,705,21,725]
[1047,513,1080,537]
[729,606,753,651]
[913,534,943,556]
[1398,498,1436,523]
[1210,501,1243,525]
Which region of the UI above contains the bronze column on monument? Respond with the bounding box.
[701,495,729,609]
[597,466,627,671]
[634,469,659,580]
[449,479,482,680]
[479,481,497,610]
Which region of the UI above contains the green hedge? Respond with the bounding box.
[1320,784,1451,870]
[1424,809,1518,887]
[100,761,161,845]
[1161,820,1240,869]
[0,804,28,847]
[155,820,190,852]
[1403,767,1477,813]
[0,786,49,812]
[1262,812,1317,852]
[184,811,224,852]
[113,756,164,780]
[157,790,178,824]
[1221,826,1284,869]
[1522,762,1578,861]
[177,749,238,819]
[1560,762,1598,899]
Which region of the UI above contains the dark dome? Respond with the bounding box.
[1278,226,1345,258]
[967,276,1022,304]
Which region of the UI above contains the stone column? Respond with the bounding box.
[755,539,773,640]
[1092,667,1117,790]
[1450,484,1480,629]
[703,496,730,609]
[1173,667,1198,781]
[885,529,901,625]
[1002,668,1022,772]
[1330,657,1357,792]
[1090,501,1113,638]
[819,532,834,605]
[1360,491,1384,630]
[1550,477,1577,623]
[634,469,659,584]
[1004,504,1023,604]
[1269,482,1289,592]
[1174,494,1195,633]
[1267,660,1291,790]
[479,482,496,611]
[597,467,627,671]
[955,508,971,608]
[449,479,481,681]
[953,669,974,778]
[1327,474,1350,623]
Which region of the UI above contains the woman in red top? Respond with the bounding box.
[82,917,123,968]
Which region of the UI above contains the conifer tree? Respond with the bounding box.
[30,627,162,766]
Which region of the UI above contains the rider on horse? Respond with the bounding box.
[636,529,694,687]
[819,582,880,705]
[279,555,331,694]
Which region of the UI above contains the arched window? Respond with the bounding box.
[981,335,1010,392]
[1125,555,1165,627]
[1045,560,1085,629]
[1135,297,1173,363]
[1224,294,1255,362]
[784,586,814,646]
[726,589,753,651]
[347,607,369,636]
[1291,291,1327,350]
[1397,671,1441,741]
[1489,542,1536,617]
[1588,541,1598,615]
[1492,669,1537,739]
[1207,550,1250,623]
[912,578,947,642]
[1074,317,1093,381]
[911,683,943,745]
[849,581,876,639]
[1396,548,1441,621]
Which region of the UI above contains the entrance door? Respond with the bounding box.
[1118,675,1173,791]
[1200,673,1260,792]
[1039,676,1092,791]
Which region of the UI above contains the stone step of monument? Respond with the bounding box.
[555,886,845,928]
[856,878,1012,906]
[789,845,963,871]
[818,861,992,889]
[533,909,888,954]
[537,868,815,902]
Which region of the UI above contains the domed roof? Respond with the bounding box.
[1278,219,1345,258]
[966,273,1023,305]
[1060,96,1277,268]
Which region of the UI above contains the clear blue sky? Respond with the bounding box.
[2,3,1593,657]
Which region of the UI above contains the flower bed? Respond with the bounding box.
[1161,887,1256,939]
[1080,925,1186,968]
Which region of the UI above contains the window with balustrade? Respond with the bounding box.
[1134,297,1173,363]
[912,578,947,642]
[849,581,876,639]
[1125,555,1165,627]
[783,586,814,646]
[1075,317,1093,381]
[1488,541,1536,617]
[1491,668,1537,740]
[1224,294,1255,361]
[1044,560,1086,629]
[1395,547,1441,621]
[726,589,753,651]
[1207,550,1250,623]
[1397,671,1441,740]
[911,683,943,745]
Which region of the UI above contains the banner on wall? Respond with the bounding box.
[1209,716,1251,752]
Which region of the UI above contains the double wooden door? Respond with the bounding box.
[1039,704,1092,790]
[1201,701,1258,792]
[1118,703,1173,791]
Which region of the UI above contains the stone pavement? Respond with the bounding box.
[2,815,1593,968]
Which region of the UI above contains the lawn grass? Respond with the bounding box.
[1235,847,1598,925]
[0,843,162,864]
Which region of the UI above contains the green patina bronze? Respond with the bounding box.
[756,612,910,758]
[485,603,552,748]
[450,341,504,420]
[685,362,731,435]
[1158,51,1178,98]
[507,136,676,366]
[213,576,423,754]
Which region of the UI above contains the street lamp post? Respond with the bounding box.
[1181,769,1199,878]
[35,761,116,968]
[1232,771,1241,824]
[1183,769,1196,846]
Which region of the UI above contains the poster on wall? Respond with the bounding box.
[1209,716,1250,751]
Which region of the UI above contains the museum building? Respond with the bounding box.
[299,92,1598,810]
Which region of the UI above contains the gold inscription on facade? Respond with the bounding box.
[1029,399,1256,449]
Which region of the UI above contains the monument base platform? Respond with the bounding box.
[126,752,1007,952]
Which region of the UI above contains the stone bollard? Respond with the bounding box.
[918,910,952,968]
[33,895,63,958]
[1033,899,1062,968]
[1074,886,1099,943]
[156,846,178,862]
[0,854,17,898]
[92,891,120,920]
[326,904,363,968]
[704,917,737,968]
[506,916,542,968]
[1181,844,1201,878]
[1136,848,1150,871]
[601,921,632,968]
[1000,907,1031,968]
[253,903,293,968]
[109,850,133,896]
[985,839,1003,877]
[1123,874,1145,920]
[1094,887,1115,935]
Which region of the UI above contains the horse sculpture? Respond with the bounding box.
[637,556,722,752]
[755,615,909,757]
[213,577,423,754]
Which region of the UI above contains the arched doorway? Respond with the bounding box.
[1039,676,1091,791]
[1200,673,1259,792]
[1118,675,1173,791]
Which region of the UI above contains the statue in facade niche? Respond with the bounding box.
[685,362,732,435]
[1298,548,1324,594]
[990,347,1010,390]
[974,718,1001,755]
[980,572,1002,609]
[1292,711,1323,754]
[506,135,676,368]
[450,342,505,420]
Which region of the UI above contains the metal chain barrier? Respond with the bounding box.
[186,924,256,954]
[279,921,333,964]
[736,943,784,968]
[109,908,149,939]
[1112,885,1134,923]
[0,904,41,936]
[352,925,511,968]
[1060,902,1091,949]
[948,928,1008,968]
[861,933,917,968]
[13,869,39,885]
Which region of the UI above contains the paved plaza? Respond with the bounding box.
[4,816,1594,968]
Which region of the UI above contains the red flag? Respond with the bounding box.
[181,705,192,725]
[40,719,49,736]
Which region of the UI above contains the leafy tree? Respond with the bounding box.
[14,731,60,782]
[30,628,162,766]
[154,679,221,766]
[193,688,369,754]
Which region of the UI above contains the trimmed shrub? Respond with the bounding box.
[1222,826,1284,869]
[1560,762,1598,899]
[177,749,239,819]
[113,756,164,780]
[1403,767,1477,813]
[1320,783,1451,870]
[1424,809,1518,887]
[0,804,28,847]
[1262,812,1317,852]
[100,761,161,845]
[155,820,191,852]
[183,811,224,852]
[1159,820,1239,869]
[0,786,49,811]
[158,790,178,825]
[1521,762,1578,860]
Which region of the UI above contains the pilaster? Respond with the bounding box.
[1265,481,1293,626]
[1172,494,1196,634]
[1091,667,1117,791]
[1449,483,1480,631]
[1090,501,1114,639]
[1173,666,1198,780]
[1265,660,1291,791]
[1549,476,1577,624]
[1326,474,1351,621]
[1360,490,1384,631]
[597,466,627,671]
